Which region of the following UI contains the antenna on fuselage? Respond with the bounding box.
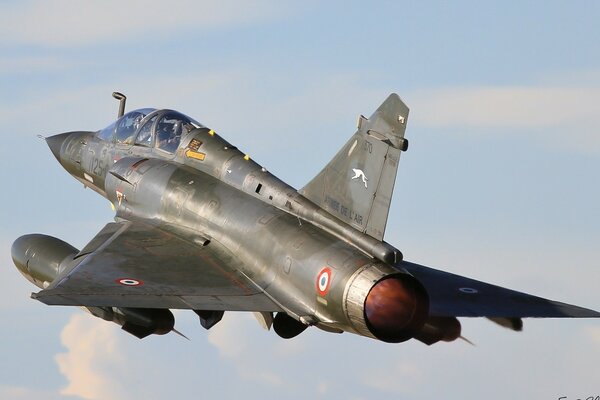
[112,91,127,118]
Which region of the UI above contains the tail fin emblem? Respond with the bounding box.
[351,168,368,188]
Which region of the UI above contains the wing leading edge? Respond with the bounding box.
[400,261,600,318]
[33,221,282,312]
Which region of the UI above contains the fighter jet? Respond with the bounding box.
[11,92,599,344]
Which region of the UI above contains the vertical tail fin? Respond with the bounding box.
[299,93,409,241]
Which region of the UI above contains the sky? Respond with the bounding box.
[1,1,599,399]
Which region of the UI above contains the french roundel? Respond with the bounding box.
[116,278,143,286]
[316,268,332,296]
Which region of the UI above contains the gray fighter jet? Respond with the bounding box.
[11,92,599,344]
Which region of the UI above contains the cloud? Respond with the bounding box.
[55,313,128,400]
[0,0,289,47]
[409,84,600,154]
[207,313,285,386]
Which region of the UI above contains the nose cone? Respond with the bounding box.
[45,131,94,176]
[45,132,72,162]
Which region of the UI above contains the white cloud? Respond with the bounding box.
[55,313,128,400]
[0,0,289,47]
[207,313,284,386]
[409,84,600,154]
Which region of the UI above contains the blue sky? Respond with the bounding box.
[1,1,599,399]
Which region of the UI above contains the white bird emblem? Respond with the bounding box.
[351,168,368,188]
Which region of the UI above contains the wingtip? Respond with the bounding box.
[550,300,600,318]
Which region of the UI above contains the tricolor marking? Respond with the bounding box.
[316,267,332,296]
[116,278,143,286]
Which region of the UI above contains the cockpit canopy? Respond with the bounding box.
[97,109,204,153]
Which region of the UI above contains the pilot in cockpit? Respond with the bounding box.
[157,119,182,153]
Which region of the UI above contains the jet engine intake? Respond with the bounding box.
[344,264,429,343]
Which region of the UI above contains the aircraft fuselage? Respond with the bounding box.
[45,123,427,342]
[15,94,597,344]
